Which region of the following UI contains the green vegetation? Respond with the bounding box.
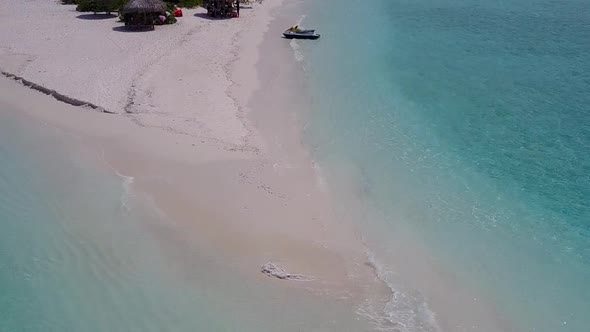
[161,3,178,24]
[62,0,204,11]
[62,0,127,13]
[165,12,177,24]
[168,0,204,8]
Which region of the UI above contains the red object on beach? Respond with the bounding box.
[174,8,183,17]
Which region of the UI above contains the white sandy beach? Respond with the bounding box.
[0,1,387,330]
[0,1,260,148]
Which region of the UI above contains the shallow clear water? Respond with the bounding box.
[300,0,590,330]
[0,106,244,331]
[0,103,367,331]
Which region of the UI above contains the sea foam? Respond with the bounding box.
[357,249,441,332]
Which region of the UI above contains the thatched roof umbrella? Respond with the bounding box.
[122,0,166,14]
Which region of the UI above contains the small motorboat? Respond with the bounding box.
[283,26,320,40]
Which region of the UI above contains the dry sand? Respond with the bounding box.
[0,0,384,328]
[1,1,260,148]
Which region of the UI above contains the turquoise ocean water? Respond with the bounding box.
[298,0,589,330]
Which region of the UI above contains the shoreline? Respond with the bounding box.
[0,1,519,331]
[255,2,518,331]
[0,0,384,330]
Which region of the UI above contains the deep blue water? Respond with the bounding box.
[302,0,590,330]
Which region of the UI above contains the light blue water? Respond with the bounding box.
[0,103,368,331]
[299,0,590,330]
[0,106,244,331]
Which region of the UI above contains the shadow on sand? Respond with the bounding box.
[76,13,118,20]
[112,26,155,33]
[193,13,231,21]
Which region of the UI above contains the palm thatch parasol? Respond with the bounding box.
[122,0,166,14]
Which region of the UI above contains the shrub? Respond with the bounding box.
[166,12,177,24]
[76,0,127,13]
[165,0,204,8]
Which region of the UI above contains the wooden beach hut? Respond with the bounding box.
[122,0,167,29]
